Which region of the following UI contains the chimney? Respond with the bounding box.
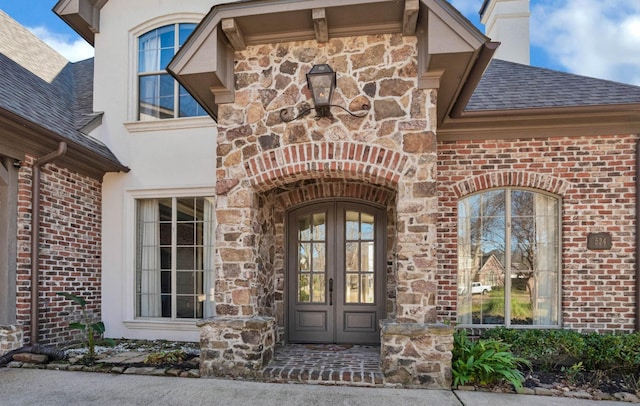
[479,0,530,65]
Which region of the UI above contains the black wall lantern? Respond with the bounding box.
[280,64,369,122]
[306,64,336,118]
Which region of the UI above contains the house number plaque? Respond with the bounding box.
[587,232,612,250]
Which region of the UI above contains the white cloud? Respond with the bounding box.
[27,25,94,62]
[531,0,640,85]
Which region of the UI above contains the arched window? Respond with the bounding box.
[137,23,205,120]
[457,188,560,327]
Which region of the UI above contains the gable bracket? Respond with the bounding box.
[221,18,246,50]
[312,8,329,43]
[403,0,419,35]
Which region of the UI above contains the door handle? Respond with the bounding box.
[329,278,333,306]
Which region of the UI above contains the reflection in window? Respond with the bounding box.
[297,213,326,303]
[138,23,206,120]
[136,196,214,319]
[345,210,375,304]
[457,189,559,327]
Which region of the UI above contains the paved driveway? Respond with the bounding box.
[0,368,632,406]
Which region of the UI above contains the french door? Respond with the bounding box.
[287,200,385,344]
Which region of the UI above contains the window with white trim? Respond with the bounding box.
[136,197,214,319]
[137,23,206,120]
[457,188,560,327]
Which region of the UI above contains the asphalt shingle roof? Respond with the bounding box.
[467,59,640,112]
[0,10,123,170]
[0,54,122,166]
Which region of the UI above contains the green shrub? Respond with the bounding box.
[583,332,640,371]
[480,328,640,374]
[481,328,584,370]
[452,329,530,390]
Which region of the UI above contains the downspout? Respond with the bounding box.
[30,142,67,344]
[636,138,640,331]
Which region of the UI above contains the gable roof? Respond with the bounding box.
[166,0,495,125]
[0,10,127,179]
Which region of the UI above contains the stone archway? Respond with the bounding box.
[199,34,453,388]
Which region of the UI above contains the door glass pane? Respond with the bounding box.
[313,213,326,240]
[361,274,374,303]
[312,274,325,302]
[343,209,376,304]
[345,242,359,272]
[312,243,325,272]
[298,274,310,302]
[361,213,374,240]
[346,211,359,240]
[297,212,326,304]
[346,274,359,303]
[361,241,374,272]
[299,243,310,272]
[298,216,311,241]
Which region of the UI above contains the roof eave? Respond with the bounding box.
[0,107,129,179]
[53,0,108,46]
[437,104,640,140]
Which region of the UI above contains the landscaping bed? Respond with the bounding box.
[454,328,640,402]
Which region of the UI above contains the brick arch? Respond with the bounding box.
[271,179,396,208]
[244,141,409,192]
[452,171,569,198]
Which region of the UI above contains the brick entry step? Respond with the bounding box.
[261,344,384,387]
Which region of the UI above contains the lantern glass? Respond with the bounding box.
[306,64,336,108]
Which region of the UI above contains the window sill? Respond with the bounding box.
[124,116,216,133]
[123,319,200,331]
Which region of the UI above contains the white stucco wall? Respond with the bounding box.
[93,0,239,342]
[481,0,530,65]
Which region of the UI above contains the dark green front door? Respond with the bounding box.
[287,200,385,344]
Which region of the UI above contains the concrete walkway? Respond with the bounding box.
[0,368,633,406]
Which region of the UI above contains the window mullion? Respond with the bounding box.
[504,189,512,327]
[173,24,180,118]
[171,197,177,319]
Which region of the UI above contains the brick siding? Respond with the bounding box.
[16,157,102,345]
[437,134,637,332]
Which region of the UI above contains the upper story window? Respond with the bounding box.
[138,23,206,120]
[457,188,560,327]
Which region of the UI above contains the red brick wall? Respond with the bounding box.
[437,134,637,332]
[16,157,102,345]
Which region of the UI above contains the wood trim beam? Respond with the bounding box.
[312,8,328,43]
[221,18,246,50]
[403,0,419,35]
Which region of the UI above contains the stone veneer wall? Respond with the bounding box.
[16,158,102,345]
[437,135,637,332]
[380,321,453,388]
[199,317,275,378]
[201,32,451,387]
[0,325,23,356]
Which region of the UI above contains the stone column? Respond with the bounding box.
[198,134,277,379]
[199,316,275,378]
[379,88,453,389]
[380,321,453,388]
